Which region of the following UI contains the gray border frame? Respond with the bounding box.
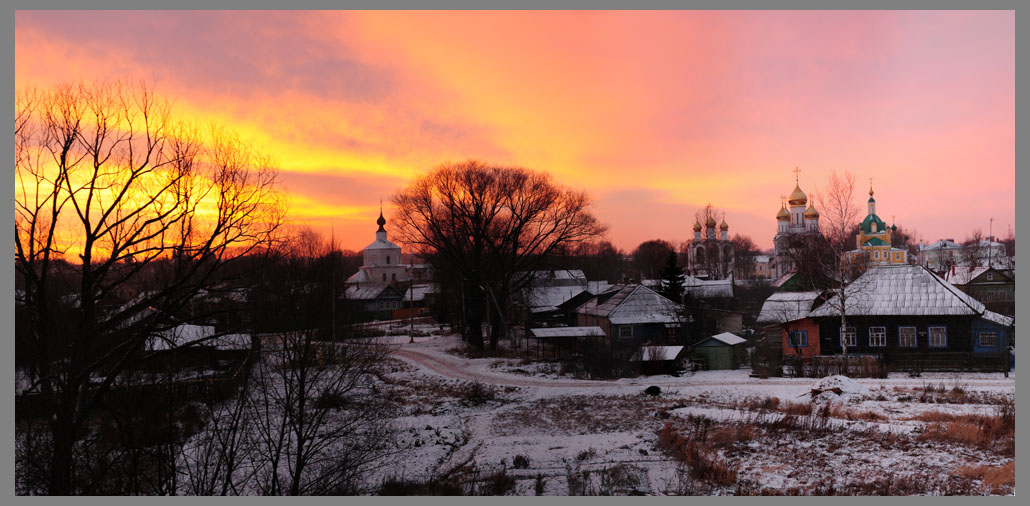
[4,3,1022,506]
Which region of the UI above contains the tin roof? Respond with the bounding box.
[756,290,824,324]
[807,264,986,318]
[630,345,685,361]
[530,327,606,338]
[576,284,683,325]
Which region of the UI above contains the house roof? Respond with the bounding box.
[530,327,606,338]
[576,284,683,325]
[807,264,986,318]
[944,266,1012,285]
[683,277,734,298]
[363,237,402,250]
[696,332,747,347]
[346,269,372,283]
[756,290,824,324]
[402,283,436,303]
[981,310,1014,327]
[630,345,685,361]
[345,283,401,301]
[862,237,889,247]
[525,286,589,312]
[148,324,252,351]
[920,239,962,251]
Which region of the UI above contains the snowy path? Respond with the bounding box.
[390,344,1013,391]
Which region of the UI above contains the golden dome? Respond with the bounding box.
[693,220,702,232]
[804,203,820,218]
[705,215,717,228]
[719,218,729,230]
[788,184,807,206]
[776,206,790,221]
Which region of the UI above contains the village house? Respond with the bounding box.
[575,284,686,347]
[802,264,1013,372]
[944,266,1015,317]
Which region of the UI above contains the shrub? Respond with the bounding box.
[512,454,530,469]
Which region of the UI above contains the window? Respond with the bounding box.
[987,273,994,280]
[869,326,886,347]
[386,256,390,264]
[979,332,999,348]
[840,326,857,348]
[382,273,387,282]
[928,326,947,348]
[872,223,877,232]
[618,326,633,339]
[985,290,993,301]
[899,327,917,348]
[787,330,808,348]
[392,273,397,282]
[874,251,879,259]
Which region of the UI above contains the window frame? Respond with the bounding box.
[787,330,808,348]
[868,326,887,347]
[618,325,634,339]
[928,326,947,348]
[898,326,918,348]
[978,331,999,348]
[840,326,857,348]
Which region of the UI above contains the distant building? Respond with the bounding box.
[346,210,411,285]
[944,266,1014,317]
[845,183,908,266]
[686,205,735,280]
[753,255,772,279]
[772,174,822,279]
[576,284,686,345]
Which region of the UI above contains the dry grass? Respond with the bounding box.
[952,462,1014,494]
[916,403,1014,457]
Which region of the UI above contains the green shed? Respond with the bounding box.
[691,332,748,370]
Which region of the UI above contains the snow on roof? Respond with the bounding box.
[755,255,770,263]
[530,327,606,338]
[586,280,613,294]
[363,237,402,250]
[403,283,436,303]
[683,277,733,298]
[807,265,985,318]
[981,310,1014,327]
[345,284,394,300]
[525,286,589,312]
[576,284,683,325]
[346,269,372,283]
[630,345,685,361]
[703,332,747,346]
[148,324,252,351]
[920,240,962,251]
[756,290,824,324]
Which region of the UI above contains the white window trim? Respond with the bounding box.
[840,326,857,348]
[869,326,886,347]
[618,325,633,339]
[899,326,917,348]
[928,326,947,348]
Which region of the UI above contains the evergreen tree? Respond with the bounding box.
[659,251,685,302]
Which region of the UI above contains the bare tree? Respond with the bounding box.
[15,80,285,494]
[249,331,399,495]
[730,234,761,280]
[961,228,988,268]
[814,170,867,364]
[632,239,675,281]
[392,160,606,350]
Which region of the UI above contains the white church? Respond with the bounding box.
[345,210,416,285]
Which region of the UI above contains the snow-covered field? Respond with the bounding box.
[367,327,1015,496]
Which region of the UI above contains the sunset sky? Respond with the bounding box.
[15,10,1015,253]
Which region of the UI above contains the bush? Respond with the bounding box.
[512,455,530,469]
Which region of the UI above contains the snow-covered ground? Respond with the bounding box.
[367,328,1014,496]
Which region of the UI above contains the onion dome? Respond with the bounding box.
[891,224,897,231]
[776,205,790,221]
[787,184,808,206]
[804,203,820,219]
[705,215,717,228]
[376,210,387,232]
[719,217,729,231]
[868,184,875,203]
[693,220,702,232]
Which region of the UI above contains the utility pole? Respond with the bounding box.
[989,217,994,267]
[331,220,337,341]
[409,276,415,344]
